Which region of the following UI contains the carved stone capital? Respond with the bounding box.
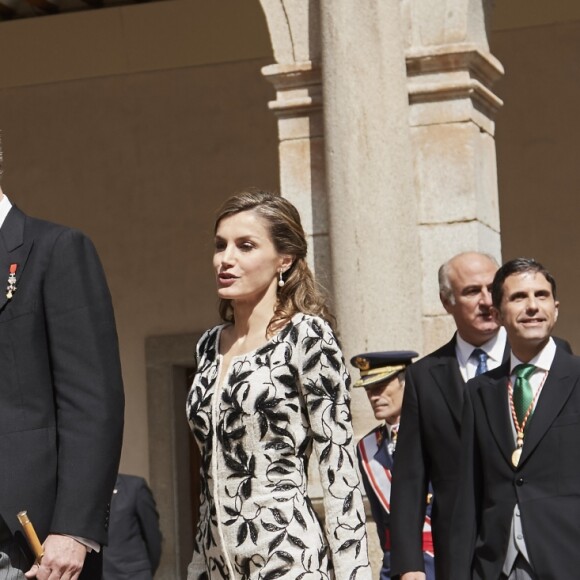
[261,61,322,139]
[406,43,504,134]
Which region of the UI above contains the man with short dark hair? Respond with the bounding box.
[450,258,580,579]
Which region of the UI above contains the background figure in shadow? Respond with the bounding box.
[103,474,162,580]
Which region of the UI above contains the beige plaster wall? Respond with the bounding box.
[0,1,278,478]
[492,0,580,31]
[492,17,580,353]
[0,0,272,87]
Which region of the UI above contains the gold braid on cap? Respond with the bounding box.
[359,364,406,379]
[353,364,407,388]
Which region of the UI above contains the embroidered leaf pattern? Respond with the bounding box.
[185,316,371,579]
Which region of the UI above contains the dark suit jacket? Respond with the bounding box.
[390,334,571,579]
[450,347,580,580]
[103,475,162,580]
[0,206,124,578]
[390,335,475,580]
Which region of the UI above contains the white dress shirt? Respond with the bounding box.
[0,194,12,229]
[456,326,507,381]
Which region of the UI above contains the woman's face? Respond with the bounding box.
[213,210,291,305]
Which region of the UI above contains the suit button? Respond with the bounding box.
[516,477,524,486]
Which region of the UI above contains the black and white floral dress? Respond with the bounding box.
[186,313,371,580]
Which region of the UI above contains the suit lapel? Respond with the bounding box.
[0,207,33,312]
[430,339,465,425]
[519,350,578,466]
[479,362,515,467]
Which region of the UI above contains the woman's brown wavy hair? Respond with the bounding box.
[215,188,336,334]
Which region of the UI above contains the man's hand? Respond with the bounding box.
[25,535,87,580]
[401,573,426,580]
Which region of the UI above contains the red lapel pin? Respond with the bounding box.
[6,263,17,299]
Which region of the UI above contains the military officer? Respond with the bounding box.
[353,351,435,580]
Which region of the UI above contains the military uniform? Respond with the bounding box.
[357,425,435,580]
[352,351,435,580]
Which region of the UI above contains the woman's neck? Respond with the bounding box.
[218,298,278,360]
[231,295,277,340]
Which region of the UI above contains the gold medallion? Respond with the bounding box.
[511,447,522,467]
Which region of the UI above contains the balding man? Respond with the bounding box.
[390,252,507,580]
[390,253,571,580]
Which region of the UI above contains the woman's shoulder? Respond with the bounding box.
[292,312,332,328]
[287,313,336,339]
[196,323,229,353]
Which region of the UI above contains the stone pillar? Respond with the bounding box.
[259,1,332,292]
[319,0,423,433]
[403,1,505,353]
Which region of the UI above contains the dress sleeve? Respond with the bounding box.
[186,329,214,579]
[298,317,371,580]
[186,328,214,433]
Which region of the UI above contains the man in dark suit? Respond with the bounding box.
[103,474,162,580]
[0,173,124,580]
[450,258,580,579]
[390,252,506,580]
[353,351,435,580]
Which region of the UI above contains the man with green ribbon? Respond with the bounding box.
[449,257,580,580]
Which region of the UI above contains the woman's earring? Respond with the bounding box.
[278,271,285,288]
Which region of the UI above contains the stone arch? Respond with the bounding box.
[258,0,321,64]
[258,1,330,292]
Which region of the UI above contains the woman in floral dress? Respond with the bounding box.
[186,189,371,580]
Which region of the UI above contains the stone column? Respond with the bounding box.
[403,0,505,353]
[319,0,423,433]
[259,1,332,292]
[259,3,427,575]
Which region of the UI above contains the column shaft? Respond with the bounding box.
[320,0,423,433]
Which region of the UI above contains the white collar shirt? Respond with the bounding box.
[0,195,12,229]
[456,326,507,381]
